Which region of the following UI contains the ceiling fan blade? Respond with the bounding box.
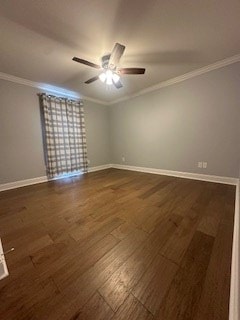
[119,68,145,75]
[113,79,123,89]
[72,57,101,69]
[85,76,99,84]
[108,43,125,68]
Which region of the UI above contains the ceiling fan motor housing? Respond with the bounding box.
[101,54,111,69]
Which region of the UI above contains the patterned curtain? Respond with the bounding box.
[39,93,88,178]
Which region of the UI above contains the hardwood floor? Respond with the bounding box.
[0,169,235,320]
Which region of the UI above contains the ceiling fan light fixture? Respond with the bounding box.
[106,70,113,85]
[112,73,120,83]
[99,72,107,83]
[106,77,113,85]
[99,70,118,85]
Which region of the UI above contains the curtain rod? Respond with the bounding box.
[37,93,83,104]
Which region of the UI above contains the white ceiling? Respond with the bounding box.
[0,0,240,103]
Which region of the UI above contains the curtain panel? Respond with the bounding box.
[39,94,88,178]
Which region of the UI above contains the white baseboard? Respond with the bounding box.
[229,181,239,320]
[88,164,112,173]
[0,238,9,281]
[0,164,113,192]
[1,164,237,192]
[111,164,238,185]
[0,176,48,192]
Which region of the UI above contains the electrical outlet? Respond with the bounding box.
[203,162,207,169]
[122,156,125,162]
[198,162,203,168]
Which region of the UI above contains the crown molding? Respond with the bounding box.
[110,53,240,105]
[1,53,240,106]
[0,71,108,105]
[0,71,38,89]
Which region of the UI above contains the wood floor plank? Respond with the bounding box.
[38,226,149,320]
[71,227,148,293]
[160,210,199,264]
[53,234,120,291]
[193,202,234,320]
[98,244,155,311]
[72,292,114,320]
[144,213,183,255]
[132,253,178,315]
[156,231,214,320]
[111,294,153,320]
[139,179,173,200]
[197,194,224,237]
[110,221,138,240]
[69,215,123,242]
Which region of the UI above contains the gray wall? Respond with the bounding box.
[0,81,45,184]
[0,80,111,184]
[110,63,240,178]
[84,100,110,167]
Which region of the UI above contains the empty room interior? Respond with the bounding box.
[0,1,240,319]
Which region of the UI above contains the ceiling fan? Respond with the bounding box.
[72,43,146,89]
